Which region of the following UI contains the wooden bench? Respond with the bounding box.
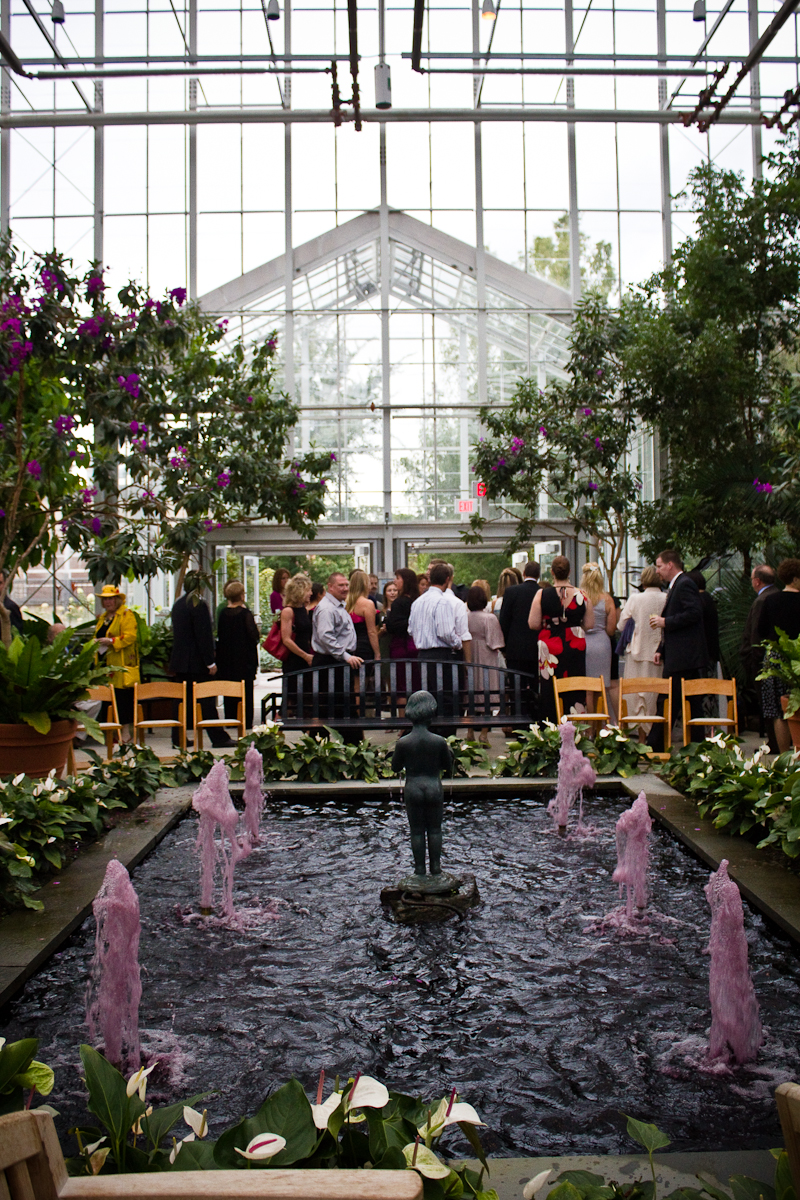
[0,1109,423,1200]
[261,658,542,734]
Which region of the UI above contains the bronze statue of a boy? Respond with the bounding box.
[391,690,454,879]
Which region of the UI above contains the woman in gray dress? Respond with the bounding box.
[581,562,618,721]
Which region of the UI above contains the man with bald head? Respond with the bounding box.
[311,572,364,739]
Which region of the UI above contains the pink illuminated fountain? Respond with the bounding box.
[192,758,254,920]
[549,720,596,832]
[704,859,763,1065]
[86,859,142,1071]
[612,792,652,918]
[243,743,264,844]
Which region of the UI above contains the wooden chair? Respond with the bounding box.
[0,1108,423,1200]
[776,1081,800,1193]
[66,686,123,775]
[194,680,245,749]
[554,675,610,727]
[133,681,187,751]
[618,676,672,759]
[681,677,738,747]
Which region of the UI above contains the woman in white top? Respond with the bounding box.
[616,565,667,740]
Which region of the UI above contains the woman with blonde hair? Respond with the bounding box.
[493,567,520,613]
[581,561,617,718]
[471,578,492,604]
[616,565,666,741]
[280,572,314,716]
[346,569,381,664]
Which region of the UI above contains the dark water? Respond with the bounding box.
[3,790,800,1157]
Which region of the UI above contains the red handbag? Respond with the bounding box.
[263,616,289,661]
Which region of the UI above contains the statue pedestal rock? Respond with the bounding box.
[381,690,480,924]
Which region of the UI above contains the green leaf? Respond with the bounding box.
[559,1173,608,1190]
[142,1093,211,1151]
[14,1060,55,1096]
[695,1176,733,1200]
[80,1045,141,1149]
[457,1119,488,1173]
[168,1138,218,1171]
[623,1114,671,1154]
[773,1153,795,1200]
[213,1078,317,1168]
[547,1183,587,1200]
[729,1177,776,1200]
[0,1038,38,1094]
[19,711,51,735]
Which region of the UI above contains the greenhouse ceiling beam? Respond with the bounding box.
[0,105,767,128]
[402,51,800,62]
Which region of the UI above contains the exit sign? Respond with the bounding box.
[473,481,487,498]
[456,498,475,514]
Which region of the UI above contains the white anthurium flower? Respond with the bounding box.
[343,1074,389,1112]
[235,1133,287,1161]
[169,1133,196,1164]
[0,816,10,826]
[523,1168,554,1199]
[419,1093,486,1140]
[89,1148,110,1175]
[183,1106,209,1138]
[83,1137,106,1156]
[12,773,24,785]
[598,728,613,739]
[126,1062,158,1100]
[402,1143,451,1179]
[0,1037,5,1051]
[311,1091,342,1130]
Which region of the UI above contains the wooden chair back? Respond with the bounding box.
[618,676,672,753]
[193,680,245,748]
[776,1081,800,1193]
[681,677,737,746]
[0,1109,423,1200]
[554,676,609,726]
[133,681,187,751]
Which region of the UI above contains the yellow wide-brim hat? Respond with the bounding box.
[96,584,126,599]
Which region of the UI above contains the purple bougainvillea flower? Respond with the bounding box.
[596,368,603,378]
[539,426,548,438]
[267,336,277,350]
[594,437,603,450]
[40,268,61,294]
[246,395,254,405]
[330,452,337,462]
[54,414,75,436]
[77,316,104,337]
[69,450,77,458]
[497,458,506,467]
[216,471,231,489]
[0,508,4,518]
[1,316,21,336]
[0,423,5,433]
[510,437,525,455]
[587,481,598,492]
[132,437,147,451]
[27,460,41,480]
[130,420,140,433]
[118,373,141,398]
[86,274,105,297]
[218,319,229,330]
[91,517,103,535]
[170,287,187,306]
[583,407,593,416]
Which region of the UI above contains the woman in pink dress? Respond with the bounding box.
[466,584,505,745]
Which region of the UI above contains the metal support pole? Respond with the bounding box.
[749,0,763,180]
[473,0,488,409]
[380,122,393,573]
[93,0,104,263]
[459,326,469,521]
[1,0,9,234]
[565,0,580,306]
[284,0,294,403]
[188,0,197,299]
[657,0,672,265]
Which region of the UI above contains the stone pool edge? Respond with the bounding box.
[2,772,800,1011]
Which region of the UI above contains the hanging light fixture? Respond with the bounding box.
[692,0,706,20]
[51,0,65,23]
[375,62,392,108]
[481,0,496,19]
[266,0,280,19]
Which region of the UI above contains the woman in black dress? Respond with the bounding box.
[385,566,420,696]
[280,573,314,716]
[528,555,594,722]
[215,579,261,730]
[757,557,800,753]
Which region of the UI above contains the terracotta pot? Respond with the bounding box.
[0,719,78,779]
[780,696,800,750]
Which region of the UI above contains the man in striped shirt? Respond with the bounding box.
[408,561,464,735]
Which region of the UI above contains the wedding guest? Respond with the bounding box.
[280,573,314,716]
[466,585,505,745]
[616,565,666,741]
[269,567,290,613]
[216,579,260,730]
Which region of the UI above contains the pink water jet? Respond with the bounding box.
[549,720,596,831]
[192,759,254,920]
[612,792,652,917]
[86,858,142,1071]
[243,743,264,844]
[705,859,763,1065]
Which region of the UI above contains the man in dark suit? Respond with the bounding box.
[498,560,541,720]
[169,573,234,748]
[740,564,779,745]
[649,549,709,745]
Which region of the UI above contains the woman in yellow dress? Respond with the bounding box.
[94,584,140,743]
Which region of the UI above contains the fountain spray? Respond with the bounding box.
[243,743,264,844]
[612,792,651,917]
[192,758,254,919]
[549,721,596,832]
[86,859,142,1071]
[705,859,763,1065]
